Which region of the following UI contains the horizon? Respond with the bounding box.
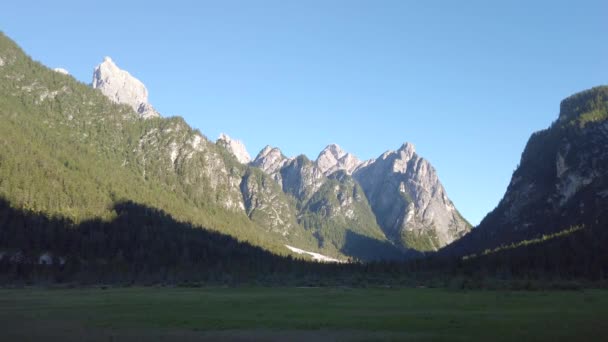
[2,1,607,225]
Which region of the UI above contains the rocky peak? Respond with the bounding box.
[252,146,290,175]
[216,133,251,164]
[393,142,417,173]
[354,142,470,251]
[326,144,347,159]
[316,144,362,176]
[92,56,160,119]
[374,142,417,174]
[398,142,416,155]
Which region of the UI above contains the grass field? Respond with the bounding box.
[0,287,607,341]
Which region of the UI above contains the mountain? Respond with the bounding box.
[0,32,318,260]
[251,148,403,260]
[216,133,251,164]
[92,57,160,119]
[353,143,471,251]
[252,142,471,253]
[443,86,608,257]
[0,33,400,261]
[0,32,469,262]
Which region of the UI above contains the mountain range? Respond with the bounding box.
[1,31,606,278]
[91,50,474,259]
[0,32,470,262]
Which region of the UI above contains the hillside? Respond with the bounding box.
[442,86,608,269]
[0,32,320,259]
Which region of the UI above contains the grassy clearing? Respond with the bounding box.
[0,287,606,341]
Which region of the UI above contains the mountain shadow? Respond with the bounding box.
[439,223,608,281]
[0,197,354,285]
[341,229,418,262]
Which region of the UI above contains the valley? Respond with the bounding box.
[1,2,607,340]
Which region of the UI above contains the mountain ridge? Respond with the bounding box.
[0,32,470,262]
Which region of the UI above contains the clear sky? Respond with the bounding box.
[2,1,607,225]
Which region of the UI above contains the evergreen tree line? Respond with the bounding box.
[1,194,607,287]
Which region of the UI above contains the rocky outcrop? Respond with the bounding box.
[316,144,362,176]
[217,133,251,164]
[92,57,160,119]
[354,143,471,251]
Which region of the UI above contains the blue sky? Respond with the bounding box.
[2,1,607,225]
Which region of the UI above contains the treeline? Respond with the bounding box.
[427,223,608,287]
[0,197,355,285]
[1,193,606,287]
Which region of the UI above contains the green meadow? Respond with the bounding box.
[1,287,606,341]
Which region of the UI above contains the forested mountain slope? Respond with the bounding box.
[0,33,411,261]
[0,32,321,258]
[443,86,608,259]
[0,31,473,261]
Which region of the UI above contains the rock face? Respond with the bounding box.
[316,144,362,176]
[280,156,326,201]
[251,146,292,185]
[353,143,471,251]
[240,168,299,236]
[92,57,160,119]
[443,86,608,257]
[216,133,251,164]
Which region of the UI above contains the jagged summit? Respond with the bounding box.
[252,145,290,175]
[398,142,415,154]
[316,144,362,176]
[250,140,470,251]
[92,56,160,119]
[324,144,347,158]
[216,133,251,164]
[353,142,471,250]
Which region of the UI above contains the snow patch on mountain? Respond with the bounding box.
[285,245,343,263]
